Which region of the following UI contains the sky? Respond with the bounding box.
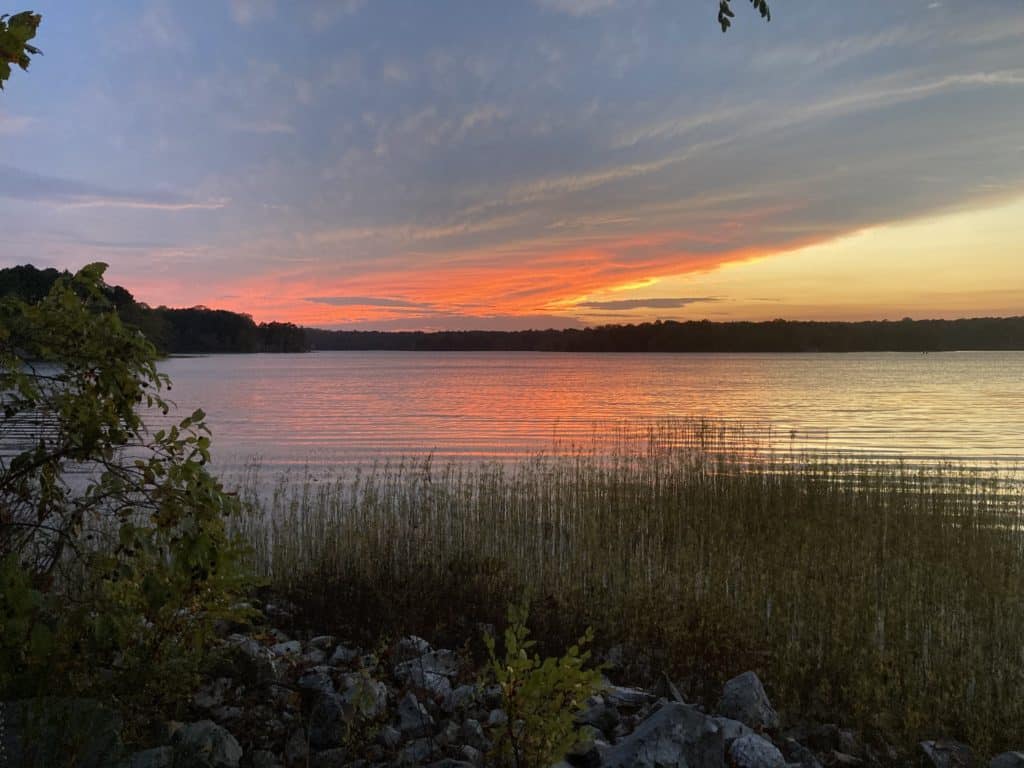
[1,0,1022,330]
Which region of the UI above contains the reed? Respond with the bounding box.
[231,420,1024,752]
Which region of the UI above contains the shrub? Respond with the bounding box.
[483,602,604,768]
[0,264,251,732]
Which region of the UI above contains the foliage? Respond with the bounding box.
[0,263,251,728]
[1,264,308,354]
[718,0,771,32]
[0,10,40,88]
[481,603,604,768]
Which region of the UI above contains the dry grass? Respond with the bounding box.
[231,420,1024,752]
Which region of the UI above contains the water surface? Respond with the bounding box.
[157,351,1024,472]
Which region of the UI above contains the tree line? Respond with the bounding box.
[0,264,308,353]
[6,264,1024,353]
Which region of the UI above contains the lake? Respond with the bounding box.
[157,351,1024,474]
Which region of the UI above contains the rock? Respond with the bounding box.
[487,708,508,727]
[303,648,328,665]
[604,684,656,710]
[172,720,243,768]
[297,667,336,697]
[575,697,621,736]
[460,744,484,766]
[310,692,346,750]
[339,673,389,720]
[828,752,864,767]
[193,678,233,710]
[311,748,350,768]
[329,643,361,666]
[251,750,282,768]
[285,727,308,765]
[730,734,787,768]
[992,754,1024,768]
[780,737,823,768]
[713,716,756,745]
[426,760,476,768]
[445,684,480,713]
[0,699,125,768]
[462,718,492,753]
[396,635,433,659]
[919,740,975,768]
[310,635,337,650]
[377,724,402,749]
[397,691,435,738]
[127,746,176,768]
[210,705,243,724]
[597,702,725,768]
[717,672,780,731]
[652,672,687,704]
[400,736,435,764]
[270,639,302,657]
[394,650,460,700]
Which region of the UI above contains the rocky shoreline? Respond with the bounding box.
[4,600,1023,768]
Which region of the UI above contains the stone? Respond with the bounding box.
[309,635,337,650]
[780,737,823,768]
[394,650,460,700]
[597,702,725,768]
[604,684,656,710]
[270,639,302,657]
[444,684,480,713]
[375,724,401,749]
[193,678,233,710]
[730,734,787,768]
[462,718,492,753]
[426,760,476,768]
[717,672,780,731]
[396,635,433,659]
[460,744,484,766]
[576,697,621,736]
[297,667,336,697]
[400,736,434,764]
[487,708,508,727]
[992,754,1024,768]
[251,750,282,768]
[285,727,308,765]
[652,672,687,704]
[329,643,361,666]
[339,673,389,720]
[128,746,175,768]
[714,716,756,745]
[172,720,243,768]
[919,739,975,768]
[311,748,350,768]
[302,648,328,665]
[397,691,435,738]
[309,692,346,750]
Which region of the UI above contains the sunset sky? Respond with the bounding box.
[1,0,1022,330]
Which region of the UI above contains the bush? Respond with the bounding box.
[483,602,604,768]
[0,264,251,730]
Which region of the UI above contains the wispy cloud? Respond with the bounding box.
[575,297,721,310]
[228,0,274,25]
[0,165,228,211]
[535,0,622,16]
[305,296,435,309]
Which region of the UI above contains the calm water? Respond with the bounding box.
[156,351,1024,473]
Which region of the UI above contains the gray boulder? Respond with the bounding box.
[597,702,725,768]
[605,684,656,710]
[713,716,756,745]
[920,739,975,768]
[717,672,779,731]
[397,691,434,738]
[729,734,786,768]
[172,720,242,768]
[992,754,1024,768]
[309,692,346,750]
[394,649,460,700]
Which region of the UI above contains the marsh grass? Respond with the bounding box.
[232,420,1024,752]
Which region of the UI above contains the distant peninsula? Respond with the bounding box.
[4,264,1023,354]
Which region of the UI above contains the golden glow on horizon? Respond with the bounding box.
[126,195,1024,328]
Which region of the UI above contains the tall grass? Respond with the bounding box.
[232,420,1024,752]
